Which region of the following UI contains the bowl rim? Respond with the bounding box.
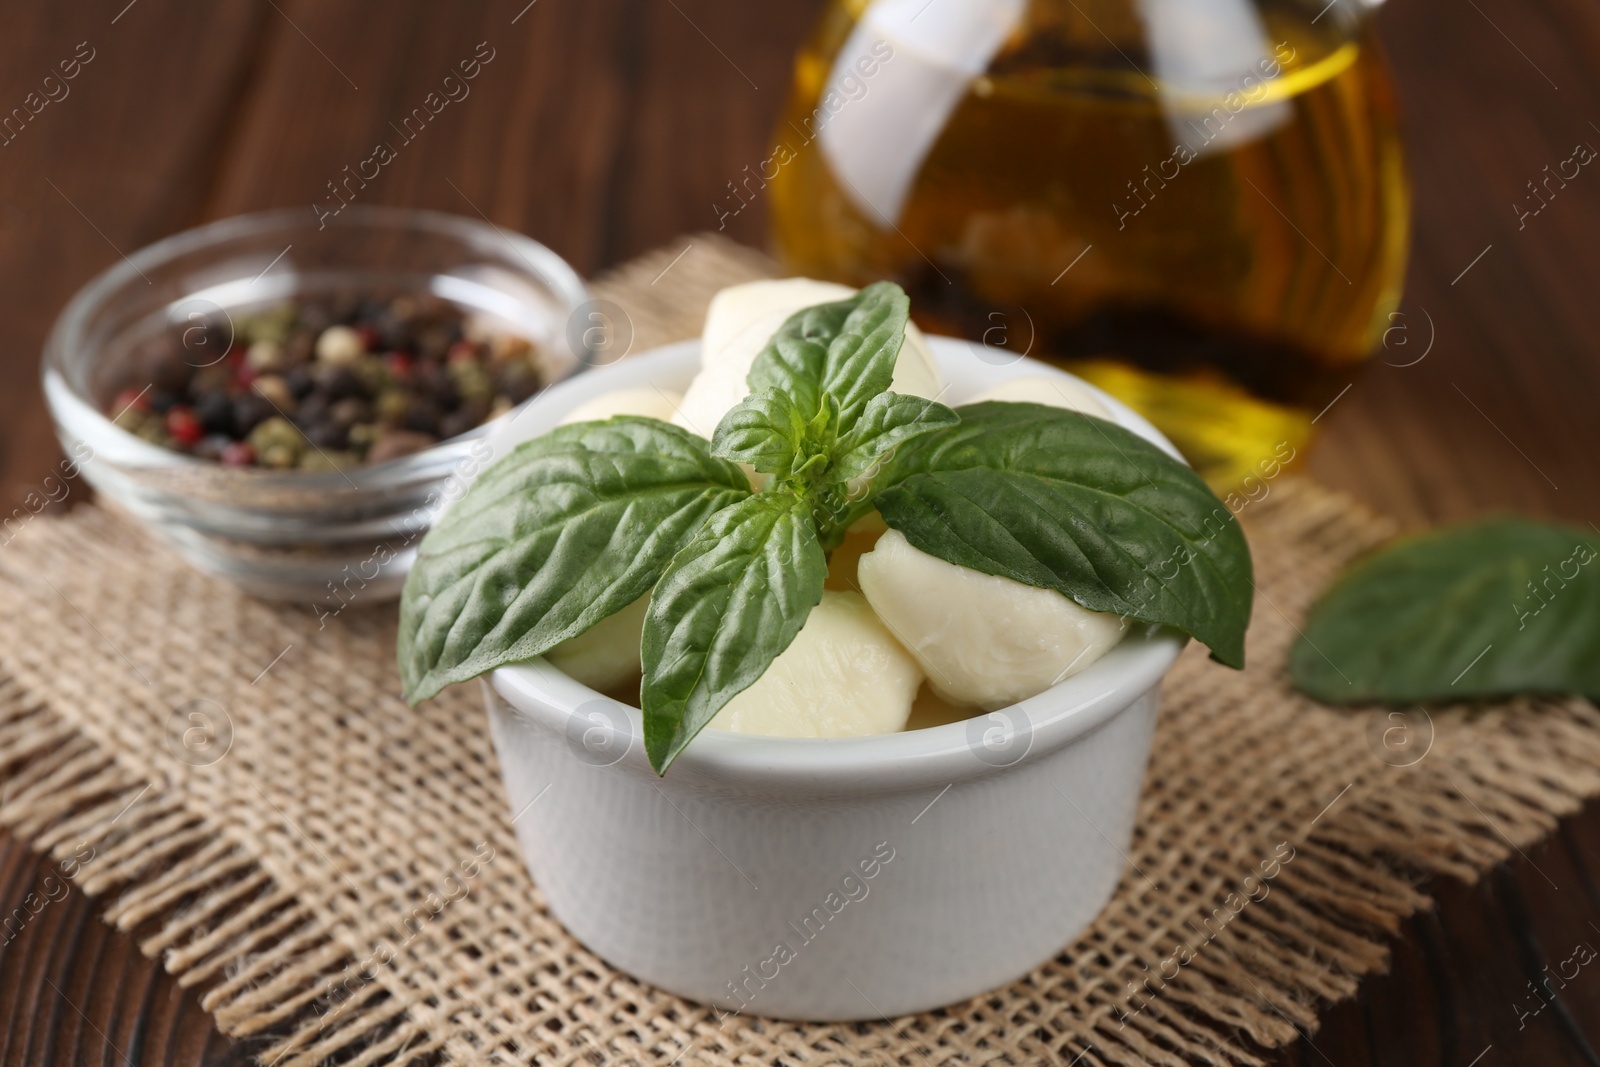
[41,204,592,493]
[488,337,1191,791]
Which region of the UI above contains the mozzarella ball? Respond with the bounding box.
[674,278,944,438]
[558,387,684,426]
[857,530,1127,711]
[544,595,649,694]
[702,278,856,359]
[707,591,923,738]
[967,375,1111,418]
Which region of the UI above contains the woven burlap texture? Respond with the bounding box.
[2,234,1599,1067]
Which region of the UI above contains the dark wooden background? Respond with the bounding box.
[0,0,1597,1063]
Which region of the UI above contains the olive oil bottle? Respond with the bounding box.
[767,0,1409,487]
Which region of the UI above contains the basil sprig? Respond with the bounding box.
[398,281,1254,774]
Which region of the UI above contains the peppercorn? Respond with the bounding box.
[305,420,348,450]
[165,405,204,445]
[190,363,232,395]
[246,340,285,372]
[315,325,364,365]
[220,441,256,467]
[248,416,304,467]
[233,393,275,436]
[296,392,331,427]
[402,396,441,435]
[375,389,409,425]
[382,352,413,381]
[354,354,387,395]
[329,397,372,428]
[258,443,298,470]
[415,325,454,361]
[109,387,149,416]
[317,365,366,401]
[252,375,295,412]
[284,332,315,367]
[413,364,458,408]
[192,390,234,435]
[284,366,316,399]
[372,311,408,350]
[347,422,381,454]
[448,359,495,407]
[193,434,233,462]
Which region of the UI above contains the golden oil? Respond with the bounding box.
[768,0,1409,487]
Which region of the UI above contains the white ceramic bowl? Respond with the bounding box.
[481,336,1188,1020]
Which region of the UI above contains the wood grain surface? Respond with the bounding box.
[0,0,1595,1064]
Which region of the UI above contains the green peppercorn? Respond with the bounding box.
[355,354,386,394]
[448,359,495,406]
[258,443,299,470]
[347,422,381,454]
[248,416,304,466]
[375,389,410,425]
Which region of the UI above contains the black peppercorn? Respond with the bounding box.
[195,389,236,435]
[284,366,316,399]
[233,393,276,436]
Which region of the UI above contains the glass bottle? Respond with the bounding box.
[765,0,1409,487]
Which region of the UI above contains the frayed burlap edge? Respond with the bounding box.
[0,234,1597,1067]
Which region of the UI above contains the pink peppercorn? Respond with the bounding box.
[165,405,204,445]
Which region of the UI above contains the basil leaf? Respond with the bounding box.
[747,281,908,432]
[398,417,751,703]
[747,301,852,420]
[830,391,959,483]
[711,388,811,477]
[640,493,827,774]
[1290,518,1600,704]
[875,401,1253,667]
[817,281,909,432]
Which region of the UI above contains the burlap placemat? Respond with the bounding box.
[2,234,1598,1067]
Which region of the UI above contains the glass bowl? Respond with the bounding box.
[42,205,591,604]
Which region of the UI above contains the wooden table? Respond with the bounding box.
[0,1,1596,1063]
